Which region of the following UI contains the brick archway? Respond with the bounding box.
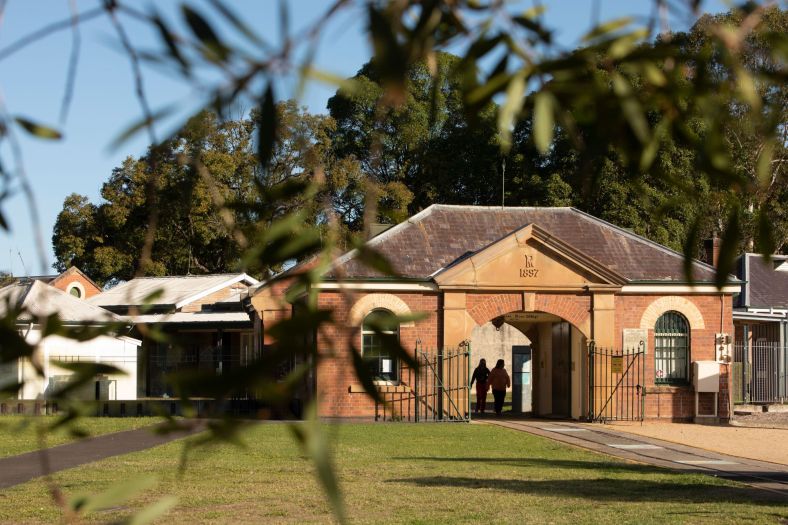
[466,292,591,337]
[467,293,522,326]
[347,293,415,327]
[639,296,705,330]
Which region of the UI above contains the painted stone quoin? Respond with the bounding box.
[250,205,739,422]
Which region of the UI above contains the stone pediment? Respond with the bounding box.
[434,224,627,290]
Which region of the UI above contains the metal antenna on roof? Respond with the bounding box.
[501,157,506,208]
[17,250,28,278]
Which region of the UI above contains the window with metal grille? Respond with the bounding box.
[654,311,690,384]
[362,309,399,382]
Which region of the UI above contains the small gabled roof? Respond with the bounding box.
[327,205,725,283]
[88,273,259,309]
[0,280,120,324]
[49,266,102,293]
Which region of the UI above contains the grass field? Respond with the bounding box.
[0,416,159,458]
[0,422,785,524]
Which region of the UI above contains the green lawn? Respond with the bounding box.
[0,422,785,524]
[0,416,159,458]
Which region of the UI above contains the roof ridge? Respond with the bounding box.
[431,204,573,211]
[567,207,724,280]
[130,272,249,280]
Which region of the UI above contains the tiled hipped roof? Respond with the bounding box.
[331,205,719,283]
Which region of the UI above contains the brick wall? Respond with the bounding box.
[315,291,440,418]
[615,294,734,420]
[264,285,735,421]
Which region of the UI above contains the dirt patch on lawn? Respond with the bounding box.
[600,421,788,466]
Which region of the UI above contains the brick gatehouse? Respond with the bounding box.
[250,205,739,422]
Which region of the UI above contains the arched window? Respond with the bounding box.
[362,309,399,382]
[654,311,690,384]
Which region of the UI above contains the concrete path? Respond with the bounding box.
[0,422,205,489]
[484,419,788,499]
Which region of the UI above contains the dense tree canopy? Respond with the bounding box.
[328,52,502,221]
[53,105,333,284]
[53,6,788,283]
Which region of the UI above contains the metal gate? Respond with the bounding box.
[734,341,784,403]
[375,342,470,422]
[588,343,645,422]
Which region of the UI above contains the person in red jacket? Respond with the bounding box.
[487,359,511,416]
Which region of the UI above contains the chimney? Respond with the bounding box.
[368,223,394,240]
[702,236,720,267]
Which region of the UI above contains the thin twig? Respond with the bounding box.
[0,5,103,62]
[0,96,50,274]
[59,0,82,125]
[35,424,76,523]
[104,2,160,277]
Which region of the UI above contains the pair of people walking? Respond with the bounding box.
[470,358,510,416]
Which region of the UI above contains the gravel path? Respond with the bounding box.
[732,411,788,429]
[601,421,788,466]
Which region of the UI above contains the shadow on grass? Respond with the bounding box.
[395,456,670,475]
[386,476,787,505]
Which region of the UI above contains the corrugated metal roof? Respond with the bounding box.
[88,273,258,308]
[125,312,251,324]
[0,280,120,324]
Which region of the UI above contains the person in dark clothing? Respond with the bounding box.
[470,359,490,414]
[487,359,511,416]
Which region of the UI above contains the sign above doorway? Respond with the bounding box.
[504,312,563,324]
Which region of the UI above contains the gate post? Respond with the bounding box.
[587,341,595,421]
[437,347,444,421]
[743,324,750,403]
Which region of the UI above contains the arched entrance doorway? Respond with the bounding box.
[470,311,588,419]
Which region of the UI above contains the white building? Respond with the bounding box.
[0,280,140,401]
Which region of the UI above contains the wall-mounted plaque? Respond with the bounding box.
[622,328,648,354]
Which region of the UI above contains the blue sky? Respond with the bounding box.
[0,0,730,276]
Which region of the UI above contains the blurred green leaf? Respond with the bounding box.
[108,105,178,150]
[533,91,555,154]
[350,346,383,403]
[715,208,740,289]
[289,403,346,524]
[181,5,229,62]
[70,475,156,514]
[256,83,277,169]
[207,0,266,48]
[152,13,190,76]
[14,117,62,140]
[756,140,774,187]
[735,67,760,109]
[611,72,649,143]
[582,17,633,43]
[124,496,178,525]
[682,216,700,285]
[498,71,526,152]
[755,208,776,261]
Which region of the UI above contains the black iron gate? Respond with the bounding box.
[588,343,645,422]
[375,342,470,422]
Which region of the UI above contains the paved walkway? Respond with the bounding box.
[0,422,205,489]
[484,419,788,498]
